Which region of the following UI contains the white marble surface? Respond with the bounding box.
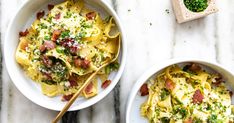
[1,0,234,123]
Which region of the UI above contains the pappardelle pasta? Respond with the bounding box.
[140,64,234,123]
[16,0,120,101]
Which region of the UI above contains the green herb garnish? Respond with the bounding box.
[160,117,170,123]
[160,88,169,100]
[184,0,208,12]
[61,31,70,38]
[39,23,47,29]
[105,62,119,74]
[64,11,72,18]
[44,35,51,40]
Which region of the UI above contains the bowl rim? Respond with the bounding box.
[125,58,234,123]
[4,0,127,111]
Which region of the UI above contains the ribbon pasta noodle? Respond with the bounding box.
[141,64,234,123]
[16,0,120,101]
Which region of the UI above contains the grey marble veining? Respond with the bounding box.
[1,0,234,123]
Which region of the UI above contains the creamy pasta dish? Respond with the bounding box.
[140,64,234,123]
[16,0,120,101]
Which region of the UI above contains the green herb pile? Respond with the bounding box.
[184,0,208,12]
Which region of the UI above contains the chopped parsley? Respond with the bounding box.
[39,23,47,29]
[184,0,208,12]
[160,88,169,100]
[160,117,170,123]
[105,62,120,74]
[165,9,170,14]
[64,11,72,18]
[77,31,87,38]
[44,35,51,40]
[61,31,70,38]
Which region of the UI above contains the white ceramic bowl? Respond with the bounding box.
[4,0,126,111]
[126,58,234,123]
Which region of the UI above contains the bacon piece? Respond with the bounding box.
[184,118,193,123]
[85,82,93,94]
[192,89,204,104]
[19,29,29,37]
[44,73,52,80]
[189,63,201,72]
[69,46,79,54]
[68,75,78,87]
[74,58,90,69]
[74,58,82,67]
[81,59,90,69]
[101,80,111,89]
[41,55,53,68]
[48,4,54,11]
[51,30,61,41]
[60,38,79,54]
[44,41,56,50]
[86,12,96,20]
[140,83,149,96]
[62,94,74,101]
[39,45,46,52]
[55,13,61,20]
[36,11,45,20]
[165,79,175,91]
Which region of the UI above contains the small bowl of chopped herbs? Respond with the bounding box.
[172,0,218,23]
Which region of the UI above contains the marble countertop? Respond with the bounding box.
[1,0,234,123]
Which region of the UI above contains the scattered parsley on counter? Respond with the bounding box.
[184,0,208,12]
[165,9,170,14]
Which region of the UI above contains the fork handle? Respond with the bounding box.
[52,70,98,123]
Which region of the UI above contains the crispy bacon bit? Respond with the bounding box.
[70,46,79,54]
[81,59,90,69]
[51,30,61,41]
[62,94,74,101]
[140,83,149,96]
[60,38,79,54]
[165,79,175,91]
[36,11,45,20]
[61,38,73,47]
[192,89,204,104]
[41,55,53,68]
[74,58,82,67]
[184,118,193,123]
[189,63,201,72]
[101,80,111,89]
[55,13,61,20]
[68,75,78,87]
[44,73,52,80]
[74,58,90,69]
[44,41,56,50]
[19,29,29,37]
[39,41,55,52]
[85,82,93,94]
[86,12,96,20]
[48,4,54,11]
[39,45,46,52]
